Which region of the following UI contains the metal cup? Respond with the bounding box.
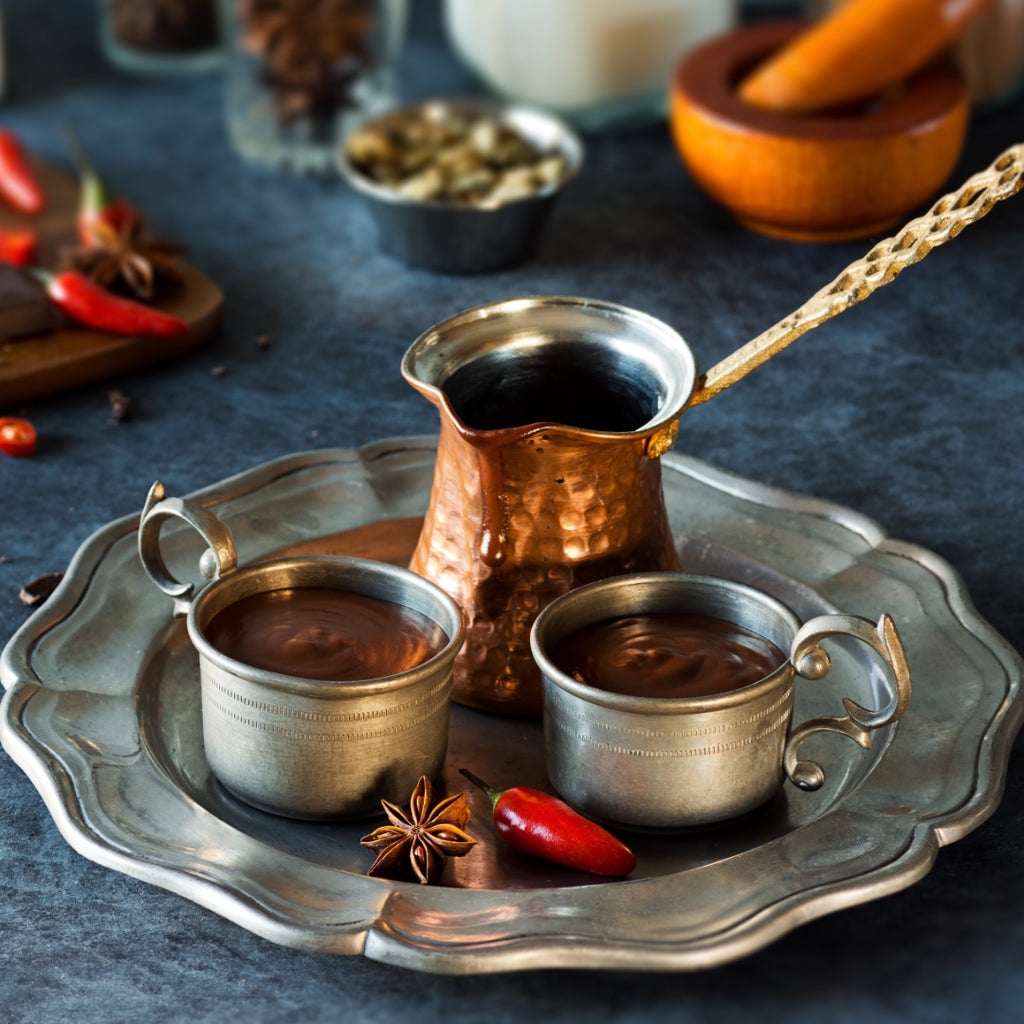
[137,482,465,820]
[531,572,911,831]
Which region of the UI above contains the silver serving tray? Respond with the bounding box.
[2,437,1021,974]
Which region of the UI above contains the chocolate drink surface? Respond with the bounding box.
[549,613,787,699]
[204,586,448,681]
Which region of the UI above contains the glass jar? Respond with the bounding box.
[99,0,222,75]
[442,0,738,133]
[223,0,407,174]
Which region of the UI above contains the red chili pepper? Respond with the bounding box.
[78,195,136,249]
[32,268,188,337]
[0,229,37,267]
[0,417,38,457]
[0,130,45,215]
[460,769,637,877]
[63,125,136,246]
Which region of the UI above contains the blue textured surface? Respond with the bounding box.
[1,1,1023,1020]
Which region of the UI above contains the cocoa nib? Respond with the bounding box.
[19,573,64,607]
[108,389,135,423]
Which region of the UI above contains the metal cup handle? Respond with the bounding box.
[783,613,911,791]
[138,481,238,617]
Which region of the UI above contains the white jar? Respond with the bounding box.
[443,0,737,131]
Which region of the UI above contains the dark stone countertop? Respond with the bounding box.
[1,2,1023,1020]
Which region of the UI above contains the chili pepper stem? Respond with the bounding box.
[25,266,54,287]
[62,124,112,211]
[458,768,503,813]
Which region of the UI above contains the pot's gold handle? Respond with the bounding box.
[783,612,911,792]
[138,481,238,617]
[691,143,1024,406]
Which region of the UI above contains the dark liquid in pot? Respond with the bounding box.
[204,587,448,681]
[442,347,660,432]
[549,613,786,699]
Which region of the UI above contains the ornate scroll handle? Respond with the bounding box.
[137,481,237,617]
[691,143,1024,406]
[783,613,911,792]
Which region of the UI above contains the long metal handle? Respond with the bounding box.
[690,143,1024,406]
[783,612,911,791]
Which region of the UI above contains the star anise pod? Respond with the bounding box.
[64,211,184,302]
[360,776,477,885]
[237,0,377,120]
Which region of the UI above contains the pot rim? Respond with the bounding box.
[672,19,968,143]
[401,294,699,442]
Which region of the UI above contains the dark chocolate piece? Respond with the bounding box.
[0,265,57,341]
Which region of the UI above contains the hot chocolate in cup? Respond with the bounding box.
[138,482,465,821]
[531,572,911,831]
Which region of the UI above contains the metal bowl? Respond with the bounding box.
[337,98,584,273]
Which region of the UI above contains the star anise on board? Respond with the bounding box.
[237,0,377,121]
[65,212,184,301]
[360,776,477,885]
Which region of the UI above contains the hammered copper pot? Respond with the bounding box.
[402,295,698,716]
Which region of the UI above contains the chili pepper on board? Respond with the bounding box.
[0,229,37,267]
[0,417,38,458]
[459,769,637,877]
[0,131,45,216]
[31,268,188,337]
[62,126,135,247]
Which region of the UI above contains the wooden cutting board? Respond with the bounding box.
[0,158,223,410]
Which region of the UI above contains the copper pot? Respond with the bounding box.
[402,295,698,715]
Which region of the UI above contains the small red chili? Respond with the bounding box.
[0,130,45,215]
[0,229,37,267]
[0,417,38,457]
[79,195,136,247]
[460,769,637,877]
[63,125,135,246]
[33,268,189,337]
